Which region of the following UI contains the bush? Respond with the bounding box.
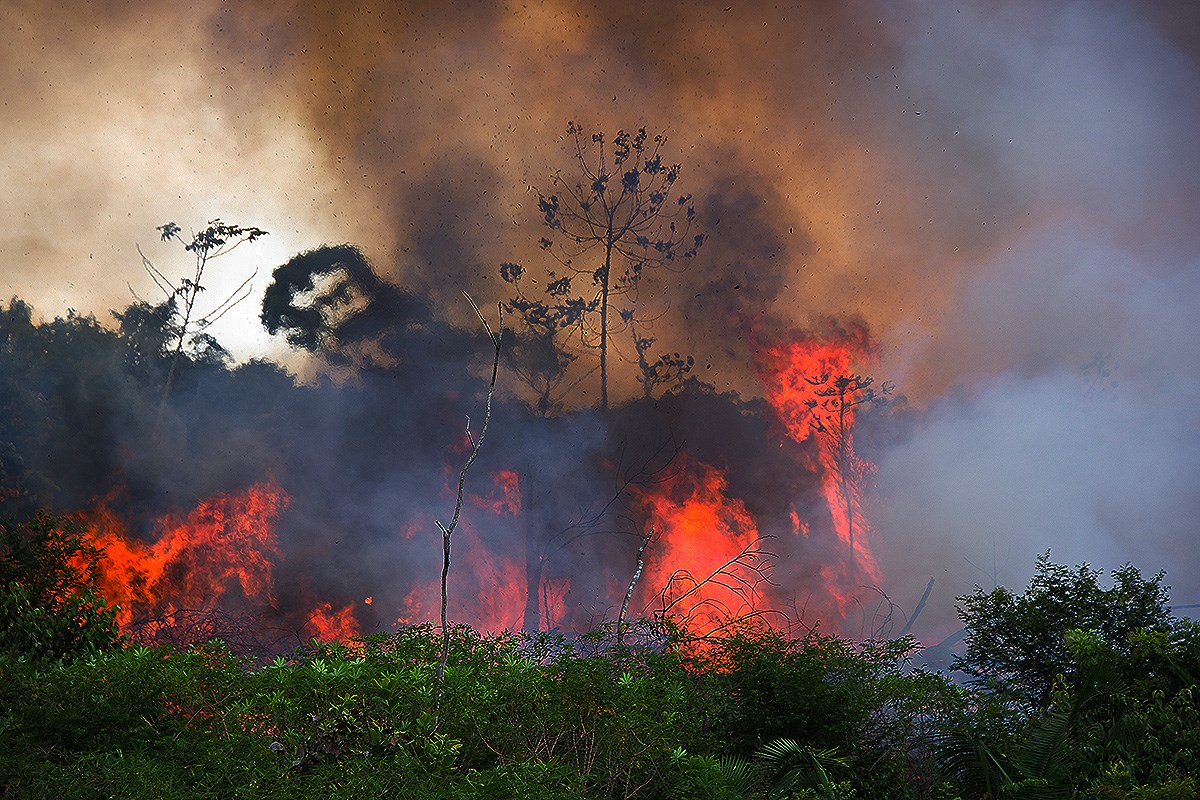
[0,512,122,661]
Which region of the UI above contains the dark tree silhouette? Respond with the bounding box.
[141,219,267,418]
[261,244,433,371]
[496,261,582,418]
[507,122,705,411]
[625,309,694,400]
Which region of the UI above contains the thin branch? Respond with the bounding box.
[434,297,504,709]
[618,527,654,646]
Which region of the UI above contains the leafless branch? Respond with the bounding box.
[645,535,779,633]
[617,527,654,646]
[435,295,504,702]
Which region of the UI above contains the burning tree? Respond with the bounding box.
[504,122,705,411]
[755,327,894,609]
[804,373,893,582]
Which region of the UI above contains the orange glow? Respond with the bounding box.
[458,521,525,632]
[398,520,527,633]
[756,332,883,588]
[632,455,767,635]
[471,469,522,517]
[304,601,361,643]
[83,481,288,629]
[396,469,529,633]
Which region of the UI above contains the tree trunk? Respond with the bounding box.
[521,469,543,631]
[838,391,855,583]
[599,233,614,412]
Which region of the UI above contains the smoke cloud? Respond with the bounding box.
[2,0,1198,640]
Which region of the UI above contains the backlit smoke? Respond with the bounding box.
[1,0,1197,643]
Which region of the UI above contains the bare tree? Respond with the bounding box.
[435,295,504,692]
[617,527,654,646]
[522,122,705,411]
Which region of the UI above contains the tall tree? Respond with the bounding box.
[525,122,704,411]
[141,219,267,418]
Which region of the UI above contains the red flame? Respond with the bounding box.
[755,332,883,594]
[304,601,361,643]
[470,469,522,517]
[632,456,767,635]
[397,469,528,633]
[83,481,288,629]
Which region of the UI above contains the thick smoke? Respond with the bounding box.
[866,1,1200,632]
[2,0,1198,642]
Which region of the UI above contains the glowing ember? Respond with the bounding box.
[83,481,288,629]
[632,455,766,635]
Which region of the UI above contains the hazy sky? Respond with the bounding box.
[3,0,1198,614]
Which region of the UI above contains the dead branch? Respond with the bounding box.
[897,576,936,638]
[645,535,779,634]
[435,294,504,696]
[617,527,654,646]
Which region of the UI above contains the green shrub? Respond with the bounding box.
[0,512,122,661]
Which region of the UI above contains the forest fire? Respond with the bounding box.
[631,456,769,635]
[471,469,522,518]
[755,328,885,590]
[305,601,360,643]
[79,482,289,636]
[69,344,895,648]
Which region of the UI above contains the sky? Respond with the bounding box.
[3,0,1198,619]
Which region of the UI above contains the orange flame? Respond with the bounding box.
[632,456,767,635]
[397,520,526,633]
[304,601,361,643]
[83,481,288,629]
[755,333,883,590]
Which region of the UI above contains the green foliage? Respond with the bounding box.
[0,621,964,799]
[0,563,1193,800]
[936,554,1200,800]
[955,552,1176,706]
[754,739,850,799]
[695,627,950,798]
[0,512,122,661]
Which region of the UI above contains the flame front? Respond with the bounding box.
[84,481,288,630]
[632,456,766,635]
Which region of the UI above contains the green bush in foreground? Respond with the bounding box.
[0,512,122,662]
[2,553,1197,799]
[0,623,956,799]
